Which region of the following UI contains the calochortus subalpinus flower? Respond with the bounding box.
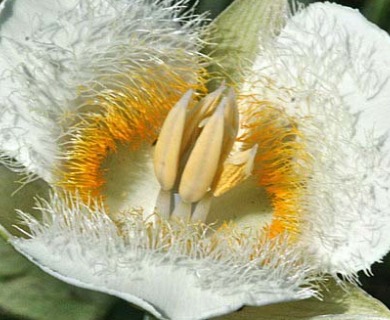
[1,0,390,319]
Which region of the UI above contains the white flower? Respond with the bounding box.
[241,2,390,277]
[0,1,390,320]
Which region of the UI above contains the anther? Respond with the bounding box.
[179,100,226,203]
[153,90,193,191]
[213,144,259,197]
[181,84,226,151]
[153,85,257,222]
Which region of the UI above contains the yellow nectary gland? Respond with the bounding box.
[56,64,206,205]
[239,96,312,239]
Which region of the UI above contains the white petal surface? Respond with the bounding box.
[243,2,390,275]
[9,193,315,320]
[0,0,79,180]
[0,0,202,181]
[13,240,311,320]
[102,146,160,218]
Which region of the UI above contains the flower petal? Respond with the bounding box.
[0,0,79,180]
[8,192,316,320]
[101,146,160,218]
[243,2,390,275]
[0,0,204,182]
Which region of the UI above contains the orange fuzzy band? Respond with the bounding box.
[57,68,310,243]
[56,64,206,204]
[239,96,312,240]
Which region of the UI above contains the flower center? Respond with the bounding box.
[153,85,257,222]
[57,72,311,241]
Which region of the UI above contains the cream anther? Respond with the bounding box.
[154,90,193,190]
[179,100,225,203]
[153,85,256,222]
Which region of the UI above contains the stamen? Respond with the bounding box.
[155,189,172,220]
[220,89,239,156]
[153,86,256,222]
[179,100,225,203]
[181,84,225,151]
[171,200,192,220]
[213,144,258,197]
[154,90,193,191]
[191,194,212,222]
[223,89,239,138]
